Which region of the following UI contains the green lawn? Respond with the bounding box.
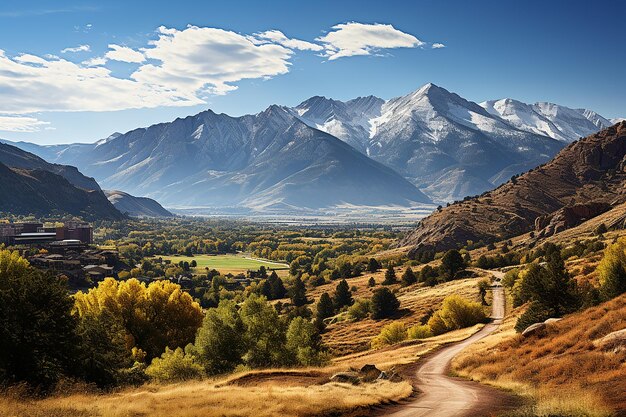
[159,254,289,274]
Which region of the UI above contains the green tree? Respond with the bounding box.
[240,294,286,367]
[367,258,381,273]
[285,317,325,366]
[477,279,490,305]
[401,267,417,287]
[316,292,335,323]
[194,300,246,375]
[290,276,308,307]
[440,250,465,281]
[269,271,287,299]
[0,250,79,389]
[370,287,400,319]
[368,277,376,287]
[383,266,397,285]
[333,279,353,309]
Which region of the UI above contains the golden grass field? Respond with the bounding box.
[453,294,626,416]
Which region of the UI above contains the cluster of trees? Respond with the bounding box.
[370,295,487,349]
[0,250,327,390]
[503,240,626,332]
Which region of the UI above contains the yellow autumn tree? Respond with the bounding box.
[74,278,203,360]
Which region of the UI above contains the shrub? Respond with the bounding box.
[347,298,372,320]
[371,322,407,349]
[407,324,433,340]
[514,302,555,333]
[427,295,487,335]
[145,346,203,382]
[401,267,417,287]
[370,288,400,319]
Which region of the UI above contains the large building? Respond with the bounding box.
[0,222,93,245]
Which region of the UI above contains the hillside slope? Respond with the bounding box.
[0,163,124,220]
[105,190,173,218]
[0,142,101,191]
[401,122,626,255]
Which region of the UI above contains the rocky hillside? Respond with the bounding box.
[105,190,172,218]
[0,163,124,220]
[401,122,626,255]
[0,142,101,191]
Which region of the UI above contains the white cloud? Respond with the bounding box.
[0,115,50,132]
[317,22,424,60]
[432,43,446,49]
[254,30,323,51]
[61,44,90,53]
[0,22,430,119]
[134,25,293,95]
[82,56,107,67]
[105,44,145,63]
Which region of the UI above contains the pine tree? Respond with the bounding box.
[268,271,287,299]
[367,258,381,273]
[333,279,353,309]
[368,277,376,287]
[401,267,417,287]
[316,292,335,324]
[383,266,397,285]
[290,276,308,307]
[371,288,400,319]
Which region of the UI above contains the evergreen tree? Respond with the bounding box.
[290,276,308,307]
[367,258,381,273]
[401,267,417,287]
[333,279,353,309]
[383,265,397,285]
[368,277,376,287]
[371,287,400,319]
[316,293,335,321]
[440,250,465,281]
[269,272,287,299]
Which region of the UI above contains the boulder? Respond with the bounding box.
[544,318,562,325]
[593,328,626,353]
[522,322,546,337]
[535,203,611,237]
[330,372,360,385]
[359,364,382,382]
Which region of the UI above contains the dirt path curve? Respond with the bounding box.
[385,274,505,417]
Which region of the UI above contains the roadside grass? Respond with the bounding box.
[158,254,289,274]
[452,294,626,416]
[0,375,411,417]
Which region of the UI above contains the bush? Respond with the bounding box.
[347,298,372,320]
[370,287,400,319]
[407,324,433,340]
[401,267,417,287]
[427,295,487,335]
[371,322,407,349]
[145,346,203,382]
[514,302,555,333]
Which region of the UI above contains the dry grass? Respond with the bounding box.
[0,377,412,417]
[317,272,486,354]
[453,295,626,415]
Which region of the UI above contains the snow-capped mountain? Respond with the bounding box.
[23,106,430,210]
[289,95,383,152]
[481,99,613,142]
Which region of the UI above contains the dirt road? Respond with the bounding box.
[384,279,505,417]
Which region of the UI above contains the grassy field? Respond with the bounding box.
[159,254,289,275]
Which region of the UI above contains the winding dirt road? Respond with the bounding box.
[385,275,505,417]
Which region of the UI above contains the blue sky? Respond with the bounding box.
[0,0,624,144]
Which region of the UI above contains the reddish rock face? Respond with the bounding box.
[403,122,626,255]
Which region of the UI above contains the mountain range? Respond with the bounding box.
[3,83,619,211]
